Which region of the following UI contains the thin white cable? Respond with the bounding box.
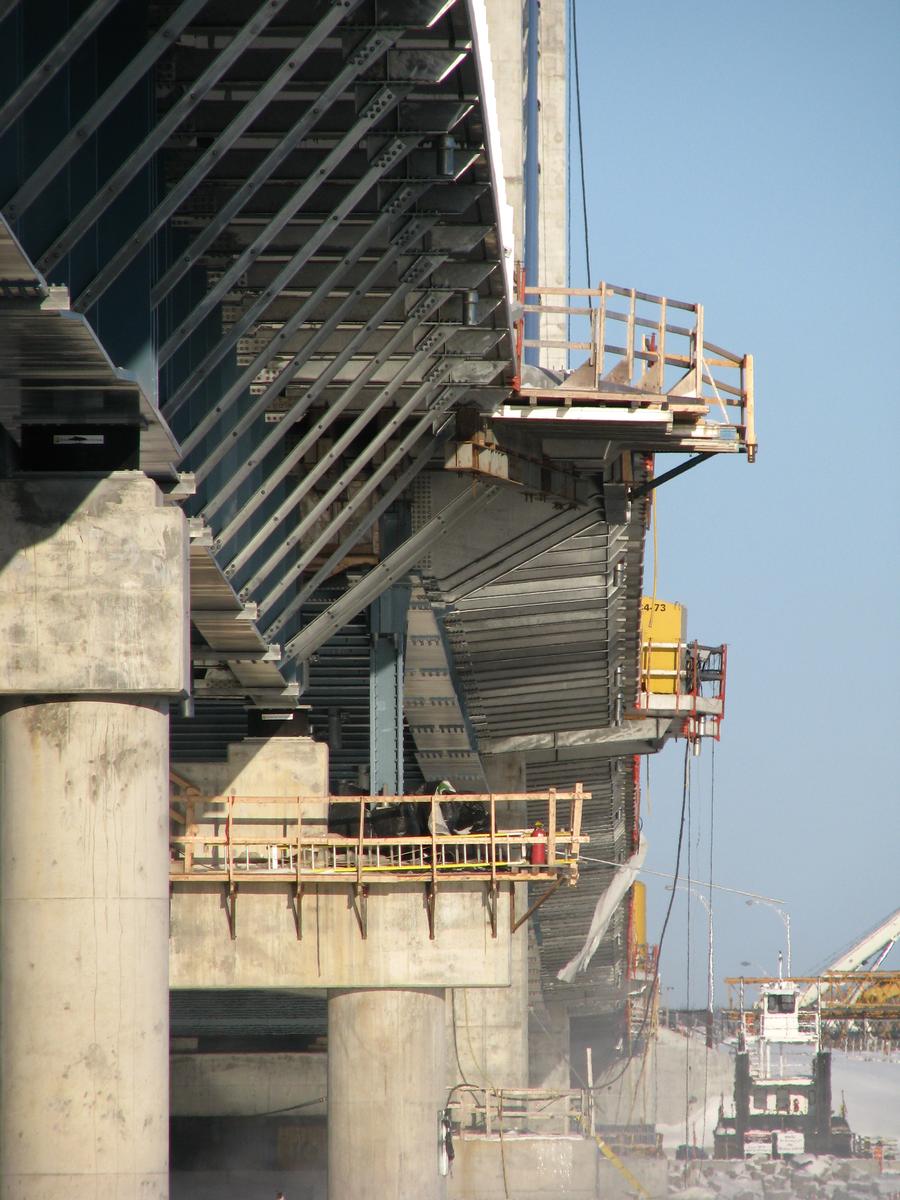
[701,355,732,425]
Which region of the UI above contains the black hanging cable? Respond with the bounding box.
[700,740,717,1150]
[684,750,693,1166]
[595,734,696,1094]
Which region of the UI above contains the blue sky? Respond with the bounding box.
[566,0,900,1004]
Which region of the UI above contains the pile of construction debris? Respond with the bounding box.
[668,1156,900,1200]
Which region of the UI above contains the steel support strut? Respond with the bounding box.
[281,484,501,666]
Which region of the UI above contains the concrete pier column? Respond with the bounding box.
[0,699,170,1198]
[328,987,447,1200]
[0,473,188,1200]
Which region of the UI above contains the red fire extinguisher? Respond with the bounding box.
[529,820,547,867]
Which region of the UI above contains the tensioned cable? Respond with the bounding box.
[683,751,693,1173]
[591,741,693,1093]
[700,740,717,1151]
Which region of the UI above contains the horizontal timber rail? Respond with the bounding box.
[170,787,587,887]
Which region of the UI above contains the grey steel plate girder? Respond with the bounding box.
[157,84,412,365]
[185,201,433,472]
[282,481,502,667]
[149,24,401,307]
[206,260,450,543]
[254,382,466,623]
[37,0,290,274]
[263,429,449,642]
[238,324,460,599]
[164,150,426,424]
[262,394,461,636]
[72,1,366,312]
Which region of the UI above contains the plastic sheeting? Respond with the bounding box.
[556,835,648,982]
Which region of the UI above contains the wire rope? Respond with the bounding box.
[591,741,693,1094]
[700,740,717,1152]
[683,750,693,1173]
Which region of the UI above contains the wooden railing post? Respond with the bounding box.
[547,787,557,869]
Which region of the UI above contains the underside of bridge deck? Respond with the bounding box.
[0,2,753,1195]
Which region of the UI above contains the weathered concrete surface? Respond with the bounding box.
[328,987,447,1200]
[450,1137,667,1198]
[448,906,528,1088]
[170,880,513,989]
[0,472,188,695]
[170,1052,326,1117]
[0,698,170,1199]
[173,736,330,866]
[173,736,328,806]
[529,998,571,1091]
[450,755,529,1091]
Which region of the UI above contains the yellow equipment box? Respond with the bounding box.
[640,597,686,695]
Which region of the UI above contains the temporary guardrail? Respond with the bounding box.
[170,783,587,939]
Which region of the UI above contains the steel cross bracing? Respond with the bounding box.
[0,0,514,693]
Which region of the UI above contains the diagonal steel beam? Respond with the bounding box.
[176,188,426,453]
[280,482,501,667]
[259,380,466,624]
[36,0,291,273]
[72,0,365,312]
[164,143,423,423]
[157,83,408,365]
[210,281,449,560]
[0,0,121,134]
[201,249,448,529]
[234,324,458,596]
[149,28,399,308]
[263,428,450,641]
[439,507,604,601]
[189,226,436,494]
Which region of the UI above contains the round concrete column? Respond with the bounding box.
[0,698,170,1199]
[328,987,447,1200]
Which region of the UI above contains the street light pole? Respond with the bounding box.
[745,899,792,975]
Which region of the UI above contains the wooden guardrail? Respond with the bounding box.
[170,787,587,887]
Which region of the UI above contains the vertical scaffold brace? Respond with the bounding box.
[424,882,437,940]
[291,883,305,941]
[351,883,369,939]
[224,882,238,940]
[486,881,500,939]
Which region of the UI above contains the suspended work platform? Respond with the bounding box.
[170,787,585,885]
[506,280,756,461]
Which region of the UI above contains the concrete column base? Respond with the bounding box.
[0,698,170,1199]
[328,988,447,1200]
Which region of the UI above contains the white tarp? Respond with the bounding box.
[556,835,648,983]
